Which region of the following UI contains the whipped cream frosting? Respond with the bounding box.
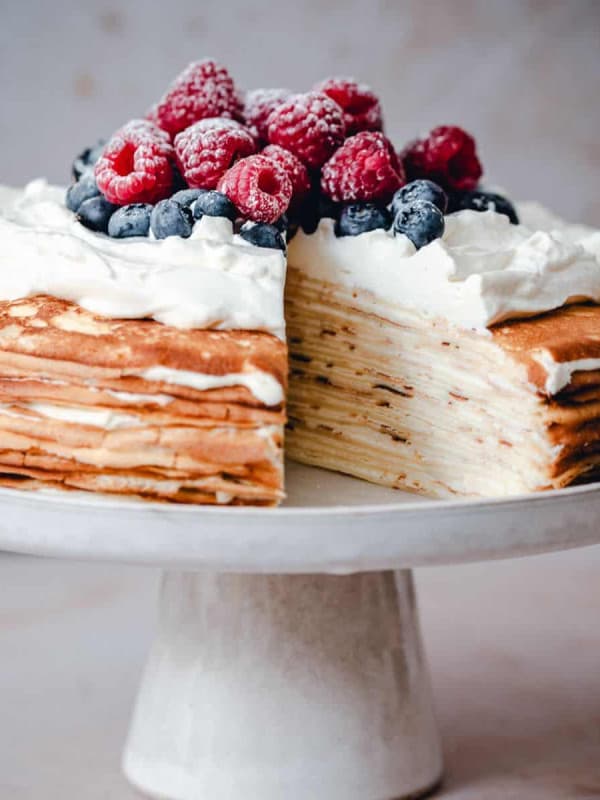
[138,365,284,406]
[0,401,143,430]
[0,180,286,338]
[288,202,600,332]
[533,351,600,396]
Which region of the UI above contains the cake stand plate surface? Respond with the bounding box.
[0,461,598,572]
[1,462,599,800]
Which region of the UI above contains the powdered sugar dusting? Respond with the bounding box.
[261,145,311,206]
[313,76,383,135]
[321,131,404,203]
[152,60,242,137]
[174,120,256,189]
[218,154,292,223]
[266,92,346,169]
[243,88,291,143]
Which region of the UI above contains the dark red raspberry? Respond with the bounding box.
[266,92,346,169]
[174,119,256,189]
[401,126,482,192]
[218,154,292,223]
[261,145,311,209]
[313,77,383,135]
[243,88,291,144]
[151,60,242,137]
[95,122,175,205]
[321,131,404,203]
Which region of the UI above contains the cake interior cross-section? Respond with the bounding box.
[0,59,599,503]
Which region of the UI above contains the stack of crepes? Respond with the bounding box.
[285,270,600,497]
[0,296,286,505]
[285,205,600,498]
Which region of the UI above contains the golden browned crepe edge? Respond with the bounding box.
[491,303,600,396]
[0,295,287,399]
[0,295,286,505]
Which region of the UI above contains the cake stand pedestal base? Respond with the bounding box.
[123,569,443,800]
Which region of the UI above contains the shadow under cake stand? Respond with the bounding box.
[1,461,599,800]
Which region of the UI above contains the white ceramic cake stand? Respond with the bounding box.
[2,462,600,800]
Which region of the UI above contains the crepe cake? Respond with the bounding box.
[0,295,286,504]
[0,163,288,506]
[3,61,600,503]
[285,201,600,498]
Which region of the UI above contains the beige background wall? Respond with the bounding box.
[1,0,598,223]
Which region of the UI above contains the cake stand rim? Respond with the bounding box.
[0,463,598,571]
[0,465,598,516]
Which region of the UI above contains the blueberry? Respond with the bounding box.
[108,204,153,238]
[76,196,118,233]
[335,202,392,238]
[391,180,447,216]
[72,140,105,181]
[240,222,286,252]
[393,200,445,249]
[193,190,237,222]
[449,189,519,224]
[150,199,193,239]
[171,164,188,193]
[318,194,339,220]
[65,174,101,212]
[172,188,207,209]
[273,213,288,233]
[299,193,340,234]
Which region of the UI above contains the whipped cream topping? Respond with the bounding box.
[0,180,286,338]
[518,203,600,393]
[288,204,600,332]
[517,202,600,261]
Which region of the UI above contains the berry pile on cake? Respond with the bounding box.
[0,59,599,502]
[65,60,519,258]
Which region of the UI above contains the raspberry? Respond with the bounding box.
[401,126,482,192]
[261,145,310,209]
[321,131,404,204]
[243,88,291,144]
[95,122,175,205]
[185,117,246,133]
[218,154,292,223]
[266,92,346,169]
[313,77,383,135]
[118,118,171,145]
[174,119,256,189]
[151,59,242,137]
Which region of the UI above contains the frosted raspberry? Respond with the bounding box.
[266,92,346,169]
[313,77,383,135]
[95,123,175,205]
[145,104,162,128]
[151,59,242,137]
[118,118,169,140]
[261,145,310,209]
[243,88,291,144]
[187,117,247,133]
[218,154,292,223]
[174,119,256,189]
[401,126,482,192]
[321,131,404,203]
